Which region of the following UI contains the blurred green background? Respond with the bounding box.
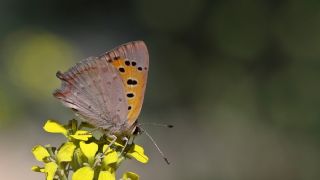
[1,0,320,179]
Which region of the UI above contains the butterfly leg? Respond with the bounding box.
[94,134,117,167]
[103,134,117,154]
[120,137,129,155]
[131,134,137,143]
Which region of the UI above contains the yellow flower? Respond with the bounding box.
[102,145,118,167]
[105,137,127,148]
[32,145,50,162]
[44,162,58,180]
[79,141,98,165]
[70,130,92,141]
[98,170,115,180]
[72,166,94,180]
[57,142,76,163]
[32,119,149,179]
[126,144,149,163]
[31,162,60,180]
[43,120,68,137]
[43,120,92,141]
[121,172,139,180]
[31,165,44,172]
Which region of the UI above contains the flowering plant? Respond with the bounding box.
[32,119,148,180]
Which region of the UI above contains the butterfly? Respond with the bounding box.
[53,41,149,142]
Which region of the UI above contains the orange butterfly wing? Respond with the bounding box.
[99,41,149,126]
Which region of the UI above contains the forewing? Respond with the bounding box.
[53,56,128,129]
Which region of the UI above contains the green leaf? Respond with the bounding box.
[98,170,115,180]
[44,162,58,180]
[32,145,50,162]
[121,172,139,180]
[72,167,94,180]
[43,120,68,136]
[126,144,149,163]
[57,142,76,162]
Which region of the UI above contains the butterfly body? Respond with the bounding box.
[53,41,149,137]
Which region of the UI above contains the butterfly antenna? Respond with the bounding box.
[139,126,170,165]
[140,122,174,128]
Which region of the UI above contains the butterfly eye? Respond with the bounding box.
[125,61,130,66]
[131,61,137,66]
[137,67,143,71]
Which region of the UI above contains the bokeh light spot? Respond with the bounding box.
[3,29,78,100]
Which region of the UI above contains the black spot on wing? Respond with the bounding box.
[127,79,138,85]
[119,67,125,73]
[127,93,134,98]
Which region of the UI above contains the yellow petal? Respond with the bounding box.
[102,145,118,167]
[43,120,68,136]
[57,142,76,162]
[114,141,124,147]
[72,167,94,180]
[79,141,98,165]
[102,144,110,152]
[70,130,92,141]
[98,170,115,180]
[126,144,149,163]
[44,162,58,180]
[31,165,44,172]
[121,172,139,180]
[106,138,124,147]
[32,145,50,162]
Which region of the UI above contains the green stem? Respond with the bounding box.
[46,146,55,158]
[115,156,125,170]
[56,168,68,180]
